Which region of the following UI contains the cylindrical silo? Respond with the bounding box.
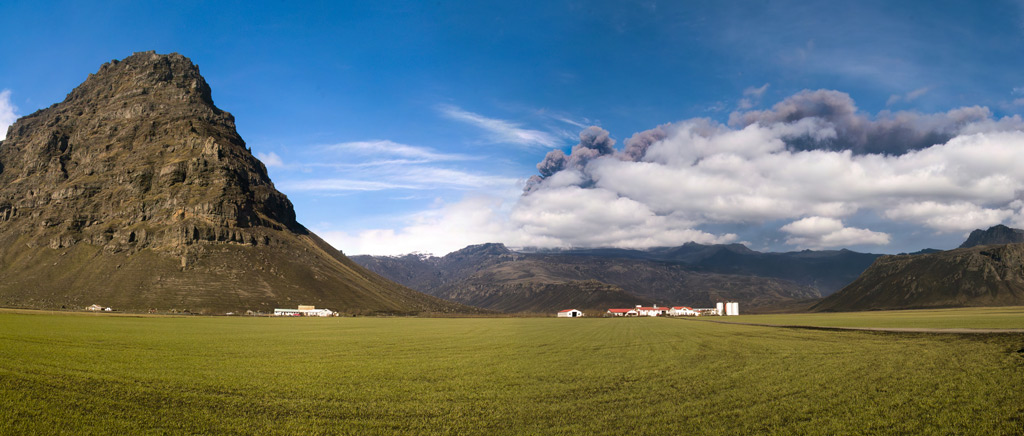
[716,302,724,316]
[727,302,739,316]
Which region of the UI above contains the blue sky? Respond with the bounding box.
[3,0,1024,255]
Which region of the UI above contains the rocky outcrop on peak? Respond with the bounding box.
[960,225,1024,248]
[0,52,472,314]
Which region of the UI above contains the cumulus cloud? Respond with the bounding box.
[438,104,561,148]
[0,90,18,140]
[510,186,737,249]
[883,201,1014,232]
[330,89,1024,255]
[780,217,890,249]
[518,89,1024,251]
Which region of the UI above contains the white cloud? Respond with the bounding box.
[738,83,770,110]
[319,196,513,256]
[438,104,561,148]
[256,151,285,168]
[886,86,930,106]
[884,201,1014,232]
[0,89,18,140]
[324,140,474,162]
[509,185,736,249]
[780,216,890,249]
[522,103,1024,251]
[321,189,738,255]
[780,216,845,236]
[281,179,420,192]
[744,83,770,98]
[906,87,930,101]
[281,167,518,192]
[320,91,1024,256]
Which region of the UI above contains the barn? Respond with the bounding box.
[557,309,584,318]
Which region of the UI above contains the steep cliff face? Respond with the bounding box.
[812,243,1024,312]
[0,51,297,254]
[0,51,469,314]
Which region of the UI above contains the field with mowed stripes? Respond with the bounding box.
[1,310,1022,435]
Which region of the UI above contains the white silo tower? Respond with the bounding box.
[716,302,724,316]
[726,302,739,316]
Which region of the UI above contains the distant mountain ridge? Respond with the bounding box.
[521,242,879,296]
[351,242,881,313]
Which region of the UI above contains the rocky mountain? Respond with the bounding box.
[352,243,824,313]
[812,243,1024,311]
[0,51,469,315]
[813,225,1024,312]
[960,224,1024,248]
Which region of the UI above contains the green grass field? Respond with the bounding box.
[739,306,1024,329]
[1,311,1022,435]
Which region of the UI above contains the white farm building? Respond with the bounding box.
[273,306,337,317]
[608,303,739,317]
[558,309,584,317]
[669,306,696,316]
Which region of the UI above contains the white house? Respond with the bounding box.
[274,306,336,317]
[86,304,103,311]
[669,306,696,316]
[557,309,583,318]
[305,308,336,317]
[636,305,670,317]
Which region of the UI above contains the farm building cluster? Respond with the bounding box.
[559,302,740,317]
[273,305,338,317]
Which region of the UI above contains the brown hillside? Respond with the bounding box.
[812,243,1024,312]
[0,51,469,314]
[354,243,821,312]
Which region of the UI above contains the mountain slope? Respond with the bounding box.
[439,279,655,313]
[551,243,879,296]
[812,242,1024,312]
[353,243,822,312]
[0,51,468,314]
